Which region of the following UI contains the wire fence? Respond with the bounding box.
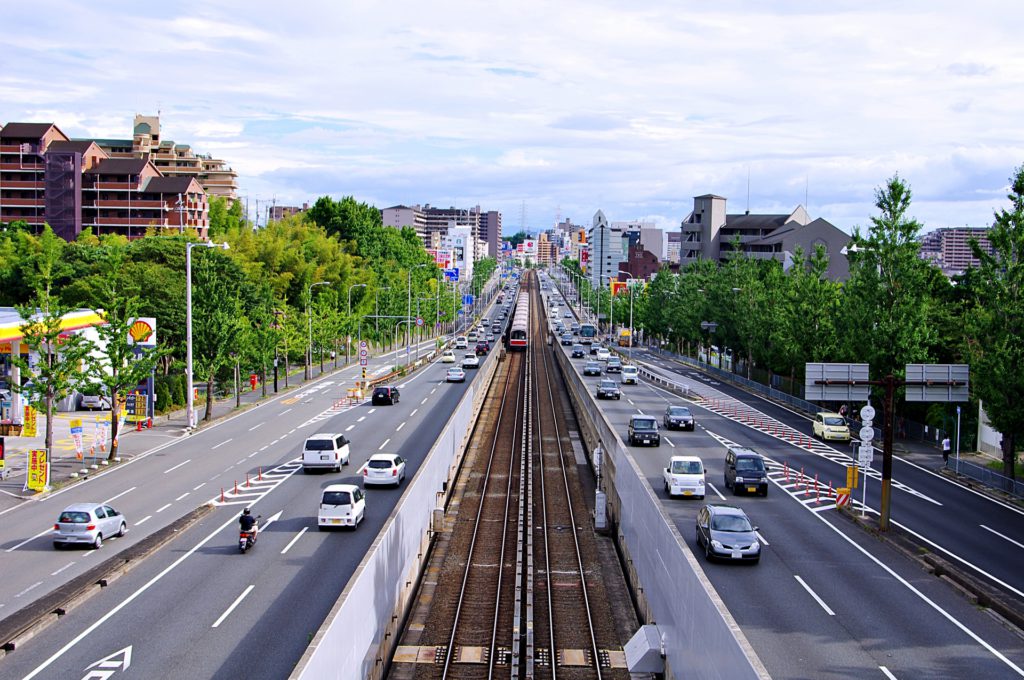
[946,458,1024,498]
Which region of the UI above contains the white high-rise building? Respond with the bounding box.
[587,210,624,288]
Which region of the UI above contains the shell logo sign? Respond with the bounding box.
[128,318,157,347]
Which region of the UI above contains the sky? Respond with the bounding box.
[4,1,1024,236]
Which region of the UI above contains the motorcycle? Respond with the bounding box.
[239,517,261,553]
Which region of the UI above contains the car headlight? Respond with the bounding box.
[697,480,705,488]
[735,476,744,483]
[711,540,724,550]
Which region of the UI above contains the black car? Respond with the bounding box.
[589,343,604,355]
[571,344,586,358]
[606,358,622,373]
[475,341,490,355]
[663,405,695,431]
[627,415,660,446]
[695,505,761,563]
[583,361,602,376]
[724,446,768,496]
[371,386,400,405]
[596,379,621,400]
[560,332,574,346]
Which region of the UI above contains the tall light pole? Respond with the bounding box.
[347,283,367,364]
[617,269,634,356]
[407,263,428,365]
[186,240,229,430]
[306,281,330,379]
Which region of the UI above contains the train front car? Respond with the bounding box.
[508,290,529,351]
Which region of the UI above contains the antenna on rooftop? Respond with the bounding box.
[746,167,751,214]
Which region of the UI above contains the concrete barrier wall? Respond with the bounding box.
[290,354,501,680]
[553,347,769,680]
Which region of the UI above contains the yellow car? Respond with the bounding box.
[813,412,850,442]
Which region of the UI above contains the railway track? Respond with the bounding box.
[403,273,628,680]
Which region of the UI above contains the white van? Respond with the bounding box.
[302,433,351,472]
[620,365,639,385]
[663,455,706,499]
[318,484,365,529]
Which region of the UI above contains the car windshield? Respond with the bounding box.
[633,418,656,430]
[712,514,753,532]
[374,388,389,396]
[736,458,765,472]
[600,381,616,388]
[824,416,846,426]
[669,407,690,416]
[671,460,702,474]
[305,439,335,451]
[368,460,394,469]
[322,491,351,506]
[59,511,91,523]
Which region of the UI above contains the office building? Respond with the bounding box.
[479,209,501,258]
[587,210,625,288]
[270,203,309,221]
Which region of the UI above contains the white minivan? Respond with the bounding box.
[663,455,706,499]
[620,365,639,384]
[302,433,351,473]
[318,484,365,529]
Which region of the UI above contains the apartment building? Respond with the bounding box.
[535,232,558,267]
[269,203,310,221]
[88,115,238,201]
[587,210,625,288]
[0,122,208,240]
[919,227,993,276]
[679,194,850,280]
[479,210,501,258]
[382,203,502,261]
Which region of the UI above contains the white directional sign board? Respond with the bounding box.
[858,445,874,466]
[804,363,871,402]
[905,364,969,402]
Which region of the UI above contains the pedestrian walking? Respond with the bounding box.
[941,435,951,464]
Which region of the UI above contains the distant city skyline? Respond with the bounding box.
[4,1,1022,236]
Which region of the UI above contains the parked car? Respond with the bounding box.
[363,453,406,487]
[695,504,761,563]
[302,433,351,472]
[663,456,706,499]
[627,415,661,446]
[571,344,586,358]
[454,336,468,349]
[53,503,126,549]
[560,332,574,346]
[583,361,602,376]
[80,393,112,411]
[620,365,639,385]
[595,347,611,362]
[596,379,621,400]
[606,357,622,373]
[663,405,695,431]
[462,353,480,369]
[813,412,851,442]
[318,484,365,530]
[724,446,768,496]
[371,386,400,405]
[441,350,456,363]
[446,367,466,383]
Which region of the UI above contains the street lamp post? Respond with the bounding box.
[306,281,330,380]
[347,283,367,364]
[407,264,428,365]
[186,240,230,430]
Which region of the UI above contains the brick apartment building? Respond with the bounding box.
[0,122,209,240]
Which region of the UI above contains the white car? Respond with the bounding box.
[595,347,611,362]
[663,456,706,499]
[318,484,365,529]
[454,336,468,349]
[462,353,480,369]
[620,365,639,384]
[363,453,407,487]
[467,332,479,343]
[441,350,456,363]
[446,367,466,382]
[301,433,351,472]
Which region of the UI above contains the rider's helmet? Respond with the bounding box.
[243,508,251,516]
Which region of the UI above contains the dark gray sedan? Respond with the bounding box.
[664,405,695,431]
[583,361,602,376]
[596,379,621,400]
[696,505,761,563]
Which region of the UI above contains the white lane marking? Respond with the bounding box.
[6,527,54,553]
[135,515,152,526]
[664,437,675,448]
[410,408,418,417]
[379,438,390,450]
[175,493,189,502]
[156,503,172,513]
[357,416,366,422]
[163,459,192,474]
[879,667,898,680]
[259,445,268,451]
[288,429,296,434]
[236,458,247,465]
[211,585,255,628]
[431,388,437,394]
[421,398,428,405]
[396,422,405,432]
[794,575,835,616]
[193,483,206,491]
[50,563,75,577]
[211,439,232,450]
[345,425,355,432]
[15,581,43,598]
[280,408,292,415]
[627,399,635,406]
[281,527,308,555]
[248,423,263,431]
[368,408,376,414]
[707,482,726,501]
[980,524,1024,550]
[755,531,770,546]
[248,452,259,458]
[102,486,137,504]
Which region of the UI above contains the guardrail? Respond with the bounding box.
[291,343,501,680]
[945,458,1024,498]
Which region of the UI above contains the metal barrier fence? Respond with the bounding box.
[946,458,1024,498]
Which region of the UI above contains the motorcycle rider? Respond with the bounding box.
[239,507,258,543]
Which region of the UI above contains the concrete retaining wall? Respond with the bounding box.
[552,346,770,680]
[290,352,501,680]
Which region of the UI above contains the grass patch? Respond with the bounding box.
[984,458,1024,477]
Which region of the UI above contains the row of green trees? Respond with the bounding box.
[1,195,495,459]
[564,170,1024,479]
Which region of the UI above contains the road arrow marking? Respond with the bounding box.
[82,646,131,678]
[260,510,283,532]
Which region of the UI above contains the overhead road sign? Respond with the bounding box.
[804,363,870,402]
[905,364,969,402]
